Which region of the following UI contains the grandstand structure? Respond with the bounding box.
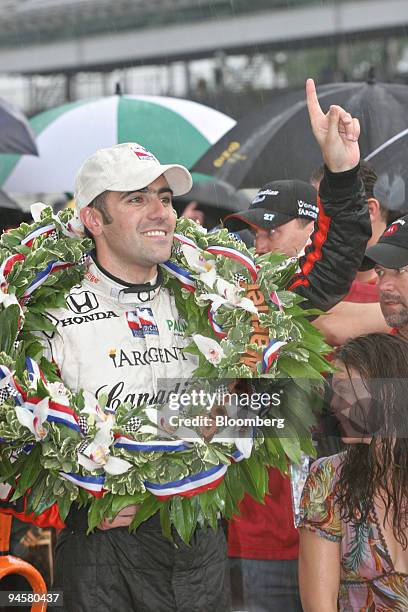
[0,0,348,48]
[0,0,407,114]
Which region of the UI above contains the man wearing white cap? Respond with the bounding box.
[37,143,230,611]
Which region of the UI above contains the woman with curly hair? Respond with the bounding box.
[299,333,408,611]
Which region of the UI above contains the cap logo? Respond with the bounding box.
[130,145,158,163]
[384,218,405,236]
[297,199,318,219]
[263,213,275,221]
[252,189,279,205]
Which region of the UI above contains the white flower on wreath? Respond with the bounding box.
[78,419,132,476]
[44,381,71,406]
[193,334,225,365]
[140,407,171,436]
[200,278,258,314]
[81,392,112,425]
[31,201,84,239]
[142,407,202,444]
[62,213,85,239]
[0,290,24,318]
[15,398,49,441]
[30,202,53,223]
[212,429,254,459]
[181,244,218,288]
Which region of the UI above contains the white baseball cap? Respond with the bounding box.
[74,142,193,212]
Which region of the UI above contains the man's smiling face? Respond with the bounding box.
[93,174,176,277]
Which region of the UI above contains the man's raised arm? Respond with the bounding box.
[288,79,371,311]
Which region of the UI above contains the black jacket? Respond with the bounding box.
[288,164,371,311]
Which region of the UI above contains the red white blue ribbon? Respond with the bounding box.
[145,463,227,500]
[208,307,227,339]
[21,260,73,302]
[114,434,191,453]
[230,449,245,463]
[173,233,198,249]
[161,261,196,292]
[60,472,106,497]
[0,253,25,279]
[25,357,47,385]
[21,224,56,248]
[46,400,83,434]
[262,339,287,373]
[270,291,284,311]
[22,397,83,435]
[206,245,257,282]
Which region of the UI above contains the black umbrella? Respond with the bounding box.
[0,98,38,155]
[174,179,251,229]
[365,128,408,213]
[192,81,408,188]
[0,206,31,233]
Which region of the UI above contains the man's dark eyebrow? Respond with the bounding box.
[119,187,174,200]
[157,187,174,196]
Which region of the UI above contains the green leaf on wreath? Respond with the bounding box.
[0,304,20,354]
[170,495,200,544]
[25,471,48,515]
[57,489,74,522]
[160,501,173,541]
[15,444,42,494]
[129,495,161,532]
[87,494,114,532]
[23,311,57,334]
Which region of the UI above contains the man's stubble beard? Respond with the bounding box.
[381,303,408,328]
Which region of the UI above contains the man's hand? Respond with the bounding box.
[306,78,360,173]
[97,504,140,530]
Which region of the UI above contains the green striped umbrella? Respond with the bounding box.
[0,95,235,193]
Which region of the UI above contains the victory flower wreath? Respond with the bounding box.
[0,204,332,543]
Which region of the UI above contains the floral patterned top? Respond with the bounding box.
[299,453,408,611]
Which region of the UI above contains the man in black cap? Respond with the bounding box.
[361,216,408,339]
[225,179,318,258]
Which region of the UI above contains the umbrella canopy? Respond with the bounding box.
[0,98,38,156]
[0,205,31,232]
[0,95,235,193]
[365,129,408,213]
[192,81,408,188]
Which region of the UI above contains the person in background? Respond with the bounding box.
[299,333,408,611]
[312,161,403,345]
[225,179,317,259]
[180,200,206,225]
[359,215,408,342]
[223,80,371,611]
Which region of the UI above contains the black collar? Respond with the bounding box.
[91,253,164,294]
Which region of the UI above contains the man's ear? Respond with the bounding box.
[80,207,103,237]
[306,220,314,237]
[367,197,381,223]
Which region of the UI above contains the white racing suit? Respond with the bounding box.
[43,259,197,410]
[43,258,230,612]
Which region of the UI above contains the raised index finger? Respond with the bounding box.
[306,78,323,124]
